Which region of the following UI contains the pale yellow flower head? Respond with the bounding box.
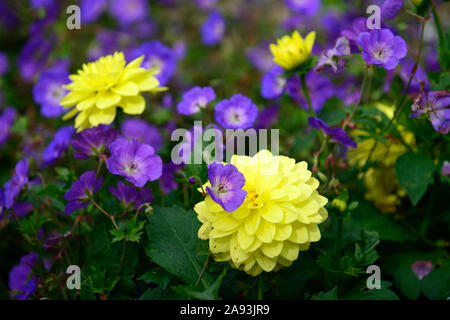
[347,103,415,211]
[60,52,166,131]
[194,150,328,276]
[270,30,316,70]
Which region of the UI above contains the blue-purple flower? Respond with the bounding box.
[286,71,335,114]
[108,180,153,210]
[261,66,287,100]
[411,260,433,280]
[308,117,357,148]
[215,94,258,129]
[106,138,163,187]
[411,90,450,134]
[33,69,69,118]
[109,0,149,26]
[18,34,54,82]
[160,163,182,194]
[3,158,29,209]
[255,105,279,130]
[0,187,4,220]
[206,162,247,212]
[64,171,102,215]
[341,17,369,52]
[42,125,75,166]
[121,118,163,152]
[0,51,9,75]
[314,36,351,73]
[80,0,107,24]
[381,0,403,20]
[71,125,119,159]
[358,28,407,70]
[195,0,218,10]
[201,10,226,46]
[0,106,16,147]
[284,0,321,16]
[132,41,176,86]
[441,161,450,177]
[177,86,216,115]
[9,252,40,300]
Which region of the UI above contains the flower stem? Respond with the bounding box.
[96,158,104,177]
[363,18,427,169]
[300,73,316,116]
[257,276,264,300]
[90,196,119,230]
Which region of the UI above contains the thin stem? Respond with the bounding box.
[257,276,264,300]
[96,158,104,177]
[363,18,427,169]
[195,254,211,287]
[300,73,316,116]
[90,196,119,230]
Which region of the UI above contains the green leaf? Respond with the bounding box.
[171,269,227,300]
[139,269,172,290]
[354,231,380,267]
[145,205,213,289]
[311,287,338,300]
[395,152,435,205]
[345,281,399,300]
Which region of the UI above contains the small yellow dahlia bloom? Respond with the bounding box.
[347,104,415,211]
[270,30,316,70]
[194,150,328,276]
[60,52,166,131]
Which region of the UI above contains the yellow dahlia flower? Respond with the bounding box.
[60,52,166,131]
[194,150,328,276]
[270,30,316,70]
[347,104,415,211]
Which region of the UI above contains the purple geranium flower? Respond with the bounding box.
[195,0,218,10]
[132,40,176,86]
[286,71,335,114]
[341,17,369,52]
[0,51,9,75]
[245,43,275,73]
[411,260,433,280]
[71,125,119,159]
[160,163,182,194]
[18,34,54,82]
[441,161,450,177]
[206,163,247,212]
[284,0,321,16]
[357,28,407,70]
[42,125,75,167]
[64,171,102,215]
[315,36,351,73]
[121,118,163,152]
[80,0,107,24]
[399,58,430,93]
[215,94,258,129]
[177,86,216,115]
[106,138,163,188]
[411,90,450,134]
[109,0,149,26]
[255,105,279,130]
[381,0,403,20]
[0,107,16,147]
[32,69,69,118]
[108,180,153,210]
[0,187,4,220]
[201,10,226,46]
[3,158,29,209]
[308,117,357,148]
[261,66,287,100]
[9,252,40,300]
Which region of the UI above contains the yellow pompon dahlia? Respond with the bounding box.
[347,104,415,211]
[270,30,316,70]
[194,150,328,277]
[59,52,166,132]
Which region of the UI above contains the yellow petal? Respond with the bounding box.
[307,224,321,242]
[88,106,116,126]
[112,81,139,96]
[255,250,277,272]
[96,91,121,109]
[280,241,299,261]
[304,31,316,53]
[255,219,276,243]
[121,95,145,115]
[244,212,260,235]
[237,226,254,251]
[260,241,283,258]
[259,203,283,223]
[274,223,292,241]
